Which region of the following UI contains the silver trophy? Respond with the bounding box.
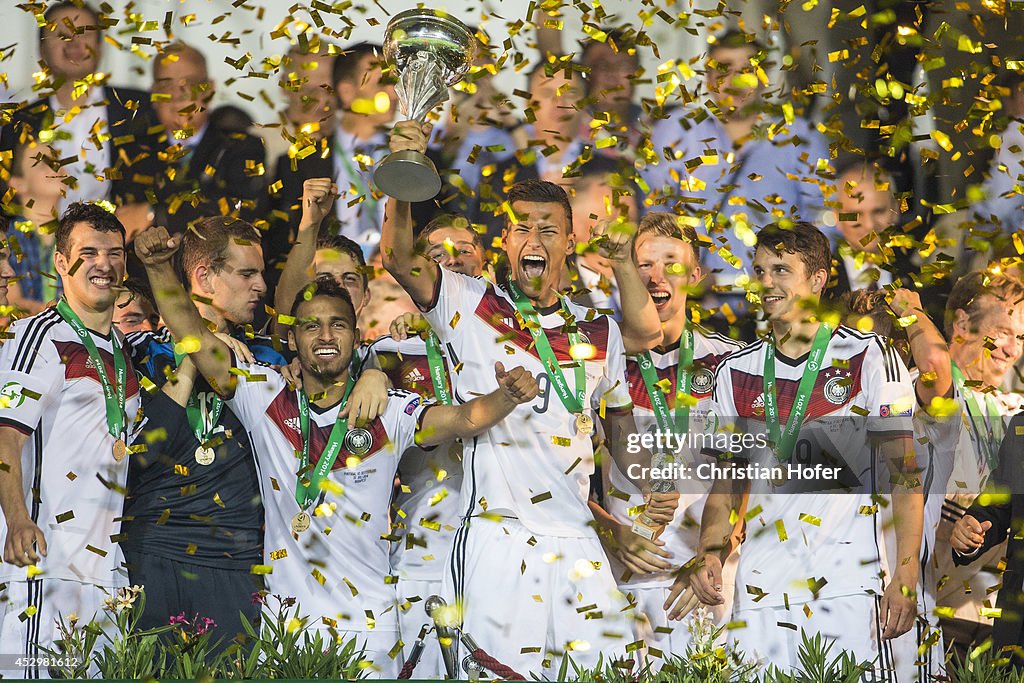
[373,9,476,202]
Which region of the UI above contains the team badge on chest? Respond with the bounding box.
[691,367,715,395]
[823,375,851,405]
[344,428,373,456]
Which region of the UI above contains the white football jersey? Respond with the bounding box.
[0,309,141,586]
[709,325,915,610]
[226,362,426,631]
[910,373,961,565]
[424,268,632,538]
[607,328,743,589]
[871,368,962,634]
[934,383,1022,623]
[365,335,463,582]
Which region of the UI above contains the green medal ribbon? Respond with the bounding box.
[173,347,225,446]
[425,332,452,405]
[294,376,356,509]
[186,392,225,448]
[763,323,833,462]
[505,278,585,415]
[951,362,1003,469]
[637,328,695,434]
[56,298,127,441]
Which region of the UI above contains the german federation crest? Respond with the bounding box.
[823,375,851,405]
[344,428,373,456]
[691,367,714,395]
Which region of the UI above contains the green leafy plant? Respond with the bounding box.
[231,592,369,679]
[47,611,101,679]
[657,608,759,683]
[88,586,171,680]
[43,587,369,680]
[160,612,223,680]
[544,652,641,683]
[540,609,757,683]
[948,649,1024,683]
[760,631,872,683]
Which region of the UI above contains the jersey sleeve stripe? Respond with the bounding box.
[11,310,60,373]
[872,337,894,382]
[878,339,891,382]
[29,427,43,524]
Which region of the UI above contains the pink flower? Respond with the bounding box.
[168,613,187,626]
[196,617,217,635]
[250,591,267,606]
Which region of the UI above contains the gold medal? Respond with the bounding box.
[112,438,128,463]
[575,413,594,436]
[194,446,215,466]
[291,511,311,534]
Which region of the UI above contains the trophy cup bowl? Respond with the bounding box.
[373,9,476,203]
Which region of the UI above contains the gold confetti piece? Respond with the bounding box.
[745,505,763,521]
[311,568,326,586]
[798,514,821,526]
[156,509,170,526]
[56,511,74,524]
[250,565,273,575]
[186,544,197,555]
[174,464,189,476]
[85,545,108,557]
[270,549,287,560]
[931,130,954,152]
[775,520,788,542]
[66,471,77,481]
[344,577,359,596]
[531,491,553,504]
[745,585,767,602]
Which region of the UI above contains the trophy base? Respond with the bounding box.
[374,150,442,202]
[630,517,663,541]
